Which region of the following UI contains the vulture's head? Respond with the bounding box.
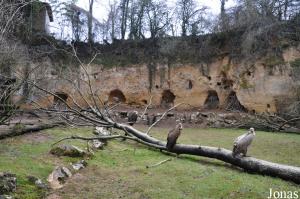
[177,123,183,131]
[249,127,255,135]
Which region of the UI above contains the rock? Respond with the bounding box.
[35,179,48,189]
[141,114,148,121]
[27,175,38,184]
[47,166,72,189]
[0,172,16,194]
[94,127,111,136]
[71,160,87,171]
[27,176,48,189]
[50,145,86,157]
[190,112,199,121]
[0,195,13,199]
[91,140,104,149]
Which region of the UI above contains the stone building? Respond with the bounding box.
[24,1,54,34]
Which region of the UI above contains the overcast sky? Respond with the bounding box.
[75,0,236,22]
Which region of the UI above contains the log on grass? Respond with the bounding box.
[114,123,300,184]
[0,123,61,139]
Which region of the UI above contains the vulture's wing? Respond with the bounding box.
[166,129,180,150]
[233,133,248,156]
[234,133,247,144]
[128,112,138,125]
[238,133,254,147]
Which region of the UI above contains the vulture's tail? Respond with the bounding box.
[232,144,238,157]
[166,141,174,151]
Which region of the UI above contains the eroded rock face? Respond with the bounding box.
[0,172,16,194]
[23,45,300,114]
[50,145,86,157]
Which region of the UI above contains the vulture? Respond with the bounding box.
[166,123,183,151]
[232,127,255,157]
[127,111,138,126]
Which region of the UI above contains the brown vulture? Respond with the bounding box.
[232,127,255,157]
[166,123,183,151]
[127,111,138,126]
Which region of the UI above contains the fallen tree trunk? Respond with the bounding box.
[110,123,300,184]
[0,122,62,139]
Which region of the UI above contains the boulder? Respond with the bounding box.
[94,127,111,136]
[0,172,16,194]
[71,160,87,171]
[27,176,48,189]
[50,145,86,157]
[47,166,72,189]
[91,140,104,149]
[35,179,48,189]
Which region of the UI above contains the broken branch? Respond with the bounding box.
[146,158,172,168]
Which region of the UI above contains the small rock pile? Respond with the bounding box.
[0,172,16,198]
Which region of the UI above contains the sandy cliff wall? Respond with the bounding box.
[25,44,300,114]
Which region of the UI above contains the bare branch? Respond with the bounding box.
[140,95,153,120]
[146,103,182,134]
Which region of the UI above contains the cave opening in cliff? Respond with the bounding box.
[161,90,176,108]
[187,80,193,89]
[108,89,126,103]
[225,91,247,112]
[53,92,68,108]
[203,90,219,109]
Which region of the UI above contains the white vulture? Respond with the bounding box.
[232,127,255,157]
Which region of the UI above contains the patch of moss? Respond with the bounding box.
[240,76,254,89]
[290,58,300,68]
[222,64,231,73]
[264,56,285,67]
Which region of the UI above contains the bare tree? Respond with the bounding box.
[145,0,170,38]
[87,0,95,43]
[231,0,299,27]
[120,0,130,40]
[69,4,85,41]
[0,0,31,125]
[107,0,120,41]
[220,0,228,31]
[176,0,207,36]
[128,0,148,39]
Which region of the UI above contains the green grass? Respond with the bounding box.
[0,127,299,198]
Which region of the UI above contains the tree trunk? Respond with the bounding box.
[220,0,226,30]
[114,123,300,184]
[88,0,94,44]
[0,123,61,139]
[121,0,129,40]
